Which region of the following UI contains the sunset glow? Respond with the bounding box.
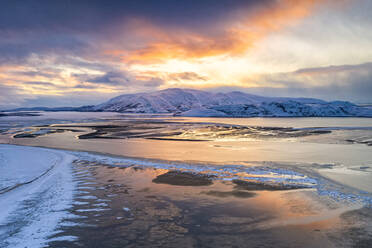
[0,0,371,108]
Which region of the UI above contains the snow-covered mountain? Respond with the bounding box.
[94,88,372,117]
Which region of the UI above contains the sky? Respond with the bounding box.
[1,0,372,108]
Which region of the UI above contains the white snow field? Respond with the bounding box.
[0,145,60,193]
[0,145,77,248]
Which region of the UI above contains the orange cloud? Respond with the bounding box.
[106,0,339,64]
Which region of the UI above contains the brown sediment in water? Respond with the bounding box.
[48,162,358,248]
[203,190,256,198]
[346,139,372,146]
[78,130,120,139]
[152,171,215,186]
[13,133,40,138]
[232,179,311,191]
[13,129,64,138]
[326,207,372,247]
[27,120,336,141]
[0,112,41,117]
[13,128,80,139]
[146,137,209,141]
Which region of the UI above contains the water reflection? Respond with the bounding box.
[1,116,372,194]
[1,113,371,247]
[50,162,358,248]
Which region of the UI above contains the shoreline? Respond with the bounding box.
[0,144,371,247]
[1,143,371,206]
[0,113,371,247]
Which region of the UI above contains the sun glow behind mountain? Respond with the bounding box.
[1,0,372,108]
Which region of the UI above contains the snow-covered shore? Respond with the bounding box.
[0,145,77,248]
[0,145,62,193]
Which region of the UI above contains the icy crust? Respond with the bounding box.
[73,151,372,206]
[73,152,317,189]
[316,187,372,206]
[314,175,372,206]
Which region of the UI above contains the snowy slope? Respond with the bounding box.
[0,145,77,248]
[180,107,228,117]
[206,101,372,117]
[94,88,372,117]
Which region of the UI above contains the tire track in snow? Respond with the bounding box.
[0,145,78,248]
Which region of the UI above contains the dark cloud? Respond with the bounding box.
[0,0,371,107]
[74,70,163,87]
[54,57,114,72]
[212,62,372,103]
[10,69,61,78]
[0,0,275,65]
[23,81,56,87]
[0,0,271,32]
[265,62,372,102]
[294,62,372,75]
[167,72,208,82]
[72,84,99,90]
[244,80,372,104]
[86,71,130,85]
[0,32,88,65]
[0,84,25,109]
[20,93,115,108]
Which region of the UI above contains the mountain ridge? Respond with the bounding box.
[3,88,372,117]
[92,88,372,117]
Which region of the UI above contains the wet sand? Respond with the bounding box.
[48,160,371,248]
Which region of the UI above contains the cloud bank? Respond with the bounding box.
[0,0,371,108]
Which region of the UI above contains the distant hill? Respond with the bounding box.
[3,88,372,117]
[93,88,372,117]
[2,105,95,113]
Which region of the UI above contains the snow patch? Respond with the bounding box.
[0,144,77,248]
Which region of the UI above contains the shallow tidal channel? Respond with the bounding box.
[48,159,371,248]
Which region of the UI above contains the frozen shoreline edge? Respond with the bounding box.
[0,144,77,248]
[2,144,371,206]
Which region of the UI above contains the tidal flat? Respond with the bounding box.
[0,112,371,247]
[47,159,372,248]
